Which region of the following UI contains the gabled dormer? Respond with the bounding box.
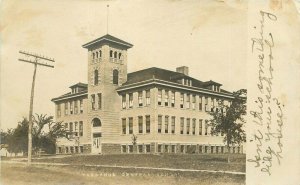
[70,83,88,94]
[202,80,222,92]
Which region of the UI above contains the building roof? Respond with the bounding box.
[52,68,234,102]
[51,90,87,102]
[52,82,88,102]
[82,34,133,49]
[117,67,235,98]
[122,67,221,89]
[69,82,88,88]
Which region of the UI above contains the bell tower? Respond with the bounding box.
[82,34,133,154]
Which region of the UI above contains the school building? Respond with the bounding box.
[51,34,244,155]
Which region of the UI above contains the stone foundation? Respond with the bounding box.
[57,143,244,155]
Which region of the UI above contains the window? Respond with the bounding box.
[164,145,169,153]
[171,91,175,107]
[180,117,184,134]
[113,70,119,85]
[171,116,175,134]
[205,97,208,111]
[158,144,162,153]
[75,122,78,136]
[80,100,83,113]
[74,100,78,114]
[216,99,219,112]
[122,94,126,109]
[92,118,101,127]
[69,122,73,132]
[164,90,169,106]
[138,116,143,134]
[122,145,127,153]
[96,52,98,58]
[146,90,150,105]
[110,50,113,58]
[138,145,143,153]
[192,119,196,135]
[165,116,169,133]
[138,91,143,107]
[94,70,99,85]
[122,118,126,134]
[66,147,69,153]
[158,115,162,133]
[199,119,203,135]
[171,145,176,153]
[211,98,214,112]
[184,79,188,85]
[129,145,133,153]
[186,118,190,134]
[146,115,150,133]
[146,145,150,153]
[91,95,95,110]
[180,145,185,153]
[70,101,74,114]
[129,118,133,134]
[64,123,68,130]
[180,93,184,108]
[65,102,68,115]
[75,146,80,153]
[92,52,95,60]
[99,50,102,58]
[129,93,133,108]
[205,120,208,135]
[97,93,102,109]
[118,53,122,60]
[186,94,190,109]
[158,89,162,105]
[79,121,83,136]
[199,96,202,111]
[80,146,83,153]
[57,104,61,117]
[192,95,196,109]
[114,51,117,58]
[199,145,203,153]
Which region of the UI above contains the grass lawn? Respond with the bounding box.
[34,153,245,172]
[1,162,245,185]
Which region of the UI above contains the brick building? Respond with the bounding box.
[52,34,243,154]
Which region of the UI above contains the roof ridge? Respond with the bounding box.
[82,34,133,49]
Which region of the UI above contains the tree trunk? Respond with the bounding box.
[227,144,230,163]
[227,129,230,163]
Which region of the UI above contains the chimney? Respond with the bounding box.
[176,66,189,76]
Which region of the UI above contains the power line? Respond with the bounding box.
[18,50,55,166]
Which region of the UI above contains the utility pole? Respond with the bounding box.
[18,51,55,165]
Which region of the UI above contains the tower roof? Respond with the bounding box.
[82,34,133,49]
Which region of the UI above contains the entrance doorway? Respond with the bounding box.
[91,118,102,154]
[92,133,102,153]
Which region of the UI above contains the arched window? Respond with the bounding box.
[110,50,113,58]
[99,50,102,58]
[96,52,98,58]
[118,53,122,59]
[94,70,99,85]
[92,118,101,127]
[92,53,95,59]
[113,69,119,85]
[114,51,117,58]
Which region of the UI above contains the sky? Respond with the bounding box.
[0,0,247,130]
